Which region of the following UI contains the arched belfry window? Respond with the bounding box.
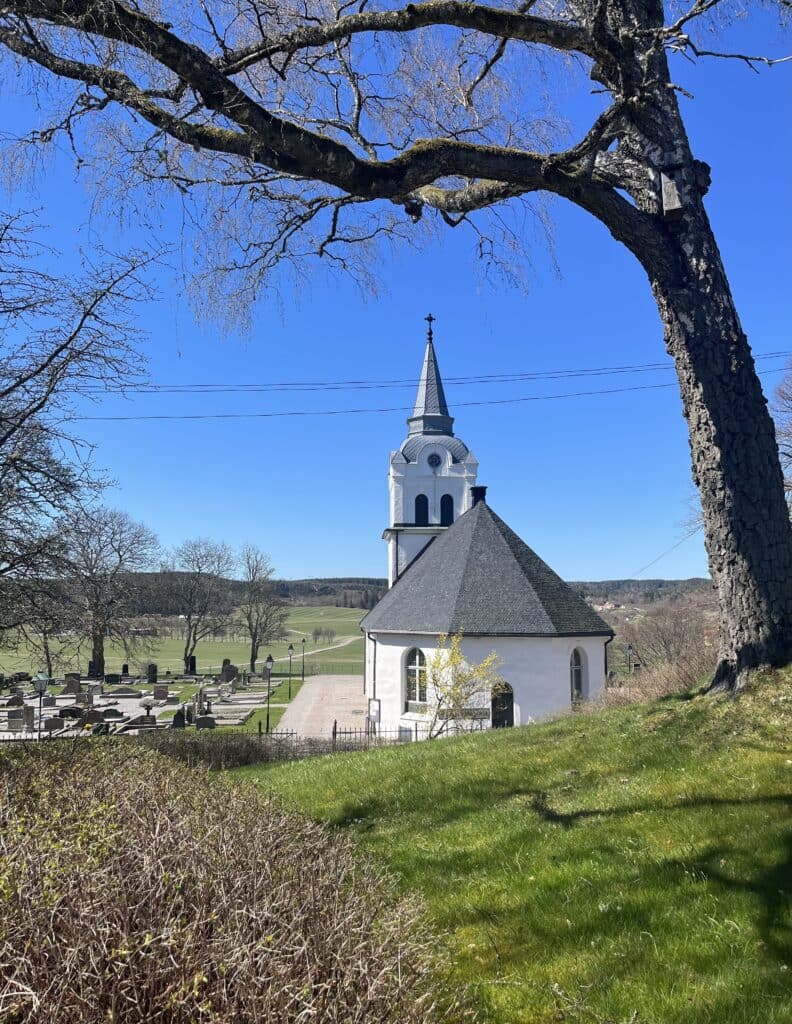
[440,494,454,526]
[570,648,584,702]
[405,648,427,710]
[415,494,429,526]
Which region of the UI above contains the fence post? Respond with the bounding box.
[332,719,337,751]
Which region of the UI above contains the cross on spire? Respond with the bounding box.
[425,313,435,342]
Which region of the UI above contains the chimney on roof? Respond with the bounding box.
[471,485,487,506]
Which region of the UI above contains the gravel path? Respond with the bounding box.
[277,675,367,738]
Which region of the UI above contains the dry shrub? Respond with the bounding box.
[599,645,717,708]
[0,741,465,1024]
[138,731,400,770]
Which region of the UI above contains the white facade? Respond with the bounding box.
[363,632,609,735]
[384,441,478,585]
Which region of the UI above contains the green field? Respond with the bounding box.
[0,605,365,676]
[240,676,792,1024]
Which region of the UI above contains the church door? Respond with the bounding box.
[491,683,514,729]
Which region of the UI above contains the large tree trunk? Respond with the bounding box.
[646,209,792,688]
[91,631,105,678]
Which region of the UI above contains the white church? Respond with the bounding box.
[361,321,613,737]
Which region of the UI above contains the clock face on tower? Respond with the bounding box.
[427,453,442,469]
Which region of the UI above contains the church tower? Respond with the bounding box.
[383,317,478,586]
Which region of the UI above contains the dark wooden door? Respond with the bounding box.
[491,684,514,728]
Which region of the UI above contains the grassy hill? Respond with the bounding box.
[238,675,792,1024]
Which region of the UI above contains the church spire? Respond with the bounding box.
[406,314,455,436]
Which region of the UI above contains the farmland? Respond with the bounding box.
[0,605,365,676]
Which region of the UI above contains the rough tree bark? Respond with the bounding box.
[1,0,790,688]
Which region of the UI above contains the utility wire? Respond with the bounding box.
[628,525,705,578]
[72,350,791,396]
[71,366,787,422]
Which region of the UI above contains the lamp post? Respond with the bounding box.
[288,643,294,700]
[265,654,274,734]
[301,637,305,681]
[33,678,48,741]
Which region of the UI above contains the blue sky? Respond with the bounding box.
[1,9,790,582]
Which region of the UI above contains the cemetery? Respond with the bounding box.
[0,657,303,741]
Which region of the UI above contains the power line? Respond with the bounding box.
[71,366,787,422]
[628,525,704,578]
[72,350,791,397]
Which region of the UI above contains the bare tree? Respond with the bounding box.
[62,506,160,676]
[11,580,80,677]
[238,544,288,672]
[0,1,791,687]
[171,538,235,672]
[0,210,150,634]
[775,366,792,503]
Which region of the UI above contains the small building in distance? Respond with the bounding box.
[362,322,613,736]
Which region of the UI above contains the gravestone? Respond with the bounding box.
[23,705,34,730]
[74,692,91,706]
[102,708,125,720]
[63,674,81,694]
[121,663,129,677]
[43,717,63,733]
[195,715,216,730]
[153,685,169,701]
[187,654,197,676]
[147,663,158,686]
[87,683,102,697]
[185,704,195,725]
[42,696,56,708]
[105,673,120,685]
[84,709,104,725]
[7,711,23,732]
[5,694,23,707]
[220,662,238,684]
[171,708,186,729]
[87,660,97,679]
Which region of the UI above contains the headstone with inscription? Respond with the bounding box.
[147,663,158,686]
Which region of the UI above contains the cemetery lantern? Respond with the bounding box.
[288,644,294,701]
[264,654,274,734]
[33,677,48,742]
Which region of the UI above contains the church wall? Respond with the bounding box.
[389,455,477,527]
[365,632,608,734]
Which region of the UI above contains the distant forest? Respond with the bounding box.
[119,573,711,616]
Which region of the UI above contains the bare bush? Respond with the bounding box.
[599,646,717,709]
[0,742,464,1024]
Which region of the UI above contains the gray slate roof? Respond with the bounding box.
[406,338,454,436]
[362,500,613,637]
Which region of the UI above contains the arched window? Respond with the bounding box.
[570,648,584,702]
[440,494,454,526]
[404,648,427,709]
[414,493,429,526]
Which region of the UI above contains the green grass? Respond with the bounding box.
[234,705,287,733]
[0,606,364,675]
[238,674,792,1024]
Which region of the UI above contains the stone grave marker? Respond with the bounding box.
[105,673,120,685]
[187,654,197,675]
[42,696,56,708]
[147,663,158,686]
[5,694,23,707]
[121,663,129,676]
[153,685,169,701]
[23,706,34,730]
[195,715,216,730]
[63,674,81,694]
[171,708,186,729]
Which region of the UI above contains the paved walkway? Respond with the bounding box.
[278,675,367,737]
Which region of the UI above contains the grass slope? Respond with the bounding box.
[239,676,792,1024]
